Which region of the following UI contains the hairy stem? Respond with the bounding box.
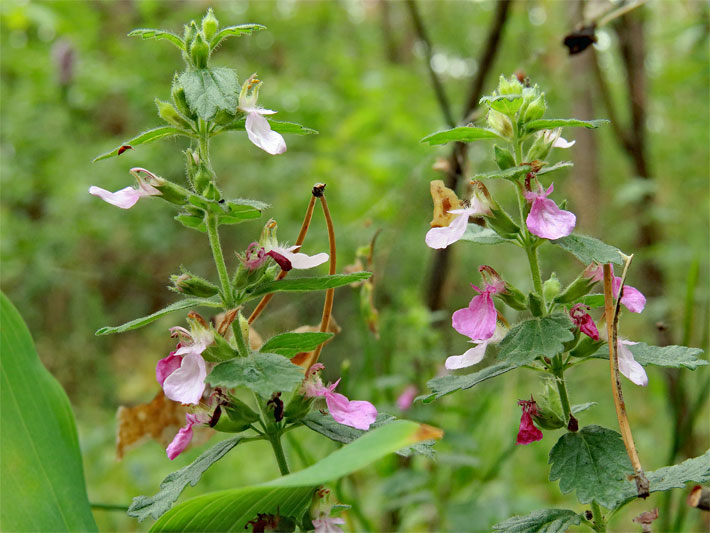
[590,501,607,532]
[526,244,544,300]
[268,432,290,476]
[206,214,233,307]
[555,372,572,423]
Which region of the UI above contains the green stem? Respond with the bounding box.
[231,320,250,357]
[268,432,290,475]
[590,501,607,532]
[555,372,572,424]
[526,244,544,300]
[198,119,211,168]
[206,214,233,306]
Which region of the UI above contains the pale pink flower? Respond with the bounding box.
[543,128,576,149]
[516,398,543,445]
[584,264,646,314]
[239,75,286,155]
[157,326,213,405]
[618,338,648,386]
[425,199,491,250]
[88,183,160,209]
[166,412,208,460]
[396,385,418,411]
[266,245,329,271]
[445,325,506,370]
[524,183,576,240]
[452,267,505,341]
[313,517,345,533]
[569,303,599,341]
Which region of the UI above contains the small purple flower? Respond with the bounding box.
[524,182,576,240]
[570,303,599,341]
[516,398,543,445]
[452,266,505,341]
[396,385,418,411]
[243,242,267,270]
[239,75,286,155]
[584,263,646,314]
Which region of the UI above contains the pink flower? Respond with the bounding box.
[452,266,505,341]
[396,385,418,411]
[157,325,213,405]
[304,366,377,430]
[516,398,543,445]
[617,338,648,386]
[445,326,505,370]
[166,412,208,460]
[524,183,576,240]
[312,517,345,533]
[243,242,267,270]
[239,75,286,155]
[569,303,599,341]
[425,198,490,250]
[89,167,166,209]
[584,264,646,314]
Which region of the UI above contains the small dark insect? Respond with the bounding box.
[563,25,597,55]
[117,144,133,155]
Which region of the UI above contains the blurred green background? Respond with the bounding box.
[1,1,708,531]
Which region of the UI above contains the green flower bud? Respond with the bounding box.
[497,74,523,95]
[213,397,260,433]
[554,274,597,304]
[284,394,315,423]
[484,204,521,240]
[570,335,604,359]
[494,144,515,170]
[193,165,213,194]
[201,8,219,42]
[155,98,191,129]
[487,109,513,138]
[528,292,545,317]
[183,21,198,49]
[526,131,554,162]
[523,94,546,122]
[496,282,527,311]
[543,273,562,302]
[171,78,196,120]
[171,271,219,298]
[189,32,210,69]
[533,382,566,430]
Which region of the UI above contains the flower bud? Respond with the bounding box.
[484,204,521,240]
[201,8,219,42]
[542,273,562,302]
[212,397,260,433]
[494,144,515,170]
[532,383,566,430]
[155,99,191,129]
[553,274,597,304]
[526,131,555,162]
[189,32,210,69]
[172,78,195,119]
[487,109,513,138]
[497,74,523,95]
[129,167,189,206]
[284,393,315,423]
[523,94,546,123]
[528,292,545,317]
[496,282,527,311]
[193,165,213,194]
[183,21,198,49]
[171,271,219,298]
[570,335,604,359]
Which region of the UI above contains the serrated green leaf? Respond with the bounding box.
[243,272,372,301]
[175,213,206,232]
[1,293,98,532]
[179,68,238,121]
[525,118,609,135]
[129,436,244,522]
[128,28,184,50]
[607,450,710,510]
[497,314,574,365]
[209,24,266,48]
[591,342,707,370]
[421,362,517,402]
[493,509,581,533]
[207,353,305,397]
[151,421,439,532]
[537,161,574,175]
[581,294,605,308]
[480,93,523,115]
[93,126,192,162]
[215,118,318,136]
[302,412,435,458]
[548,425,632,508]
[571,402,597,414]
[552,234,624,265]
[460,224,508,244]
[260,332,334,357]
[421,126,503,145]
[473,164,531,181]
[95,297,222,335]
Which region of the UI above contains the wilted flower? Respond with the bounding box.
[524,182,576,240]
[584,263,646,313]
[166,412,209,460]
[452,266,505,341]
[157,324,213,405]
[238,75,286,155]
[516,397,543,445]
[425,196,491,250]
[569,303,599,340]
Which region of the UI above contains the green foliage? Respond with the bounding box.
[422,362,517,402]
[524,118,609,135]
[260,332,334,357]
[209,24,266,48]
[421,126,503,145]
[0,293,97,532]
[150,421,436,531]
[128,29,185,50]
[552,233,624,266]
[492,508,581,533]
[548,425,632,508]
[129,436,245,522]
[206,352,305,397]
[179,68,239,121]
[592,342,707,370]
[93,126,193,162]
[243,272,372,301]
[215,117,318,136]
[95,297,222,335]
[460,225,508,245]
[497,314,574,365]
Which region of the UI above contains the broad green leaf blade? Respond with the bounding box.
[95,297,222,335]
[129,436,243,522]
[537,161,574,175]
[607,450,710,510]
[548,425,632,508]
[216,118,318,136]
[525,118,609,135]
[0,292,98,532]
[421,362,517,403]
[591,342,707,370]
[479,94,523,115]
[460,224,508,245]
[244,272,372,301]
[421,126,503,145]
[151,421,441,532]
[210,24,266,48]
[179,68,239,121]
[493,509,581,533]
[497,314,574,366]
[128,29,184,49]
[473,164,531,181]
[93,126,192,162]
[260,332,334,357]
[552,234,624,266]
[206,353,305,397]
[302,412,435,458]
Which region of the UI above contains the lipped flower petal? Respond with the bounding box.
[445,342,489,370]
[525,184,576,240]
[612,277,646,313]
[162,352,207,404]
[452,289,497,341]
[313,517,346,533]
[166,413,204,460]
[618,339,648,386]
[570,303,599,341]
[278,246,329,270]
[156,352,182,386]
[396,385,418,411]
[516,398,543,445]
[89,185,159,209]
[553,136,575,148]
[325,391,377,431]
[245,111,287,155]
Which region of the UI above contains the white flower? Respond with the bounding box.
[238,75,286,155]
